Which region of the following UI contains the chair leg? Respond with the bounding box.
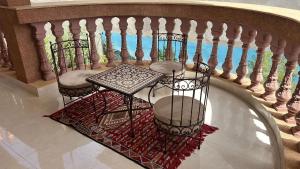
[62,95,66,106]
[152,84,156,97]
[61,95,67,118]
[164,133,168,153]
[91,92,98,122]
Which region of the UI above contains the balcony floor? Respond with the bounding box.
[0,76,279,169]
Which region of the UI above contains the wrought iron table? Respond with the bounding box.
[86,64,164,137]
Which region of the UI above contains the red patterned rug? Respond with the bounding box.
[48,90,218,169]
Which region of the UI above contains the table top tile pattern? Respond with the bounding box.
[87,64,164,95]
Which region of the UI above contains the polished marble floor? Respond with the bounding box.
[0,76,279,169]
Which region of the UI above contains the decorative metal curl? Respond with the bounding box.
[51,38,89,53]
[157,33,183,42]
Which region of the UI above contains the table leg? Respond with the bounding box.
[148,81,159,108]
[94,90,107,123]
[128,95,134,138]
[101,91,107,113]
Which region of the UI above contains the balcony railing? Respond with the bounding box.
[0,1,300,168]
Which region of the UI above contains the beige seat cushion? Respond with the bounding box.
[154,95,204,126]
[59,70,99,89]
[150,61,184,76]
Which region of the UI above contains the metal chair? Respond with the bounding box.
[149,61,211,152]
[149,33,187,96]
[50,37,99,108]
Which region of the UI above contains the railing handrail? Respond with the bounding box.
[12,0,300,22]
[9,0,300,22]
[0,1,299,47]
[0,1,300,168]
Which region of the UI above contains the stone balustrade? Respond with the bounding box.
[0,0,300,160]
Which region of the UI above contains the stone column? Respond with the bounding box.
[248,33,272,92]
[150,17,159,63]
[261,39,286,101]
[103,17,115,67]
[272,46,300,111]
[220,24,240,79]
[31,23,55,80]
[135,17,144,65]
[165,18,175,61]
[179,19,190,66]
[208,22,223,75]
[0,16,42,82]
[193,21,207,70]
[119,17,129,63]
[286,69,300,123]
[70,19,84,69]
[86,18,101,69]
[234,29,257,85]
[51,21,67,75]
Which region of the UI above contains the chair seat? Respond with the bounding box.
[150,61,184,76]
[59,70,99,89]
[154,95,203,126]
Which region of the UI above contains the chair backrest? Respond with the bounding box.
[169,61,211,128]
[50,36,91,84]
[157,32,186,66]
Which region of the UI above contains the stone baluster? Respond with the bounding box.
[0,31,5,66]
[0,34,3,66]
[272,46,300,111]
[273,61,297,111]
[193,21,207,70]
[290,55,300,137]
[51,21,67,75]
[70,19,84,69]
[248,33,272,92]
[103,17,115,67]
[234,29,257,85]
[135,17,144,65]
[220,24,240,79]
[31,23,55,80]
[291,110,300,137]
[286,69,300,124]
[86,18,101,69]
[179,34,188,65]
[119,17,129,63]
[261,39,286,101]
[150,17,159,63]
[7,50,14,71]
[165,18,175,61]
[179,19,190,65]
[208,22,223,74]
[0,32,11,69]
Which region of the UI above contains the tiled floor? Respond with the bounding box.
[0,76,279,169]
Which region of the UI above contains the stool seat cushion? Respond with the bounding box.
[59,70,99,89]
[150,61,184,76]
[154,95,203,126]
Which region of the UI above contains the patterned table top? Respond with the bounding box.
[86,64,164,95]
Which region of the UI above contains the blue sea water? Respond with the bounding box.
[109,33,257,73]
[105,33,298,85]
